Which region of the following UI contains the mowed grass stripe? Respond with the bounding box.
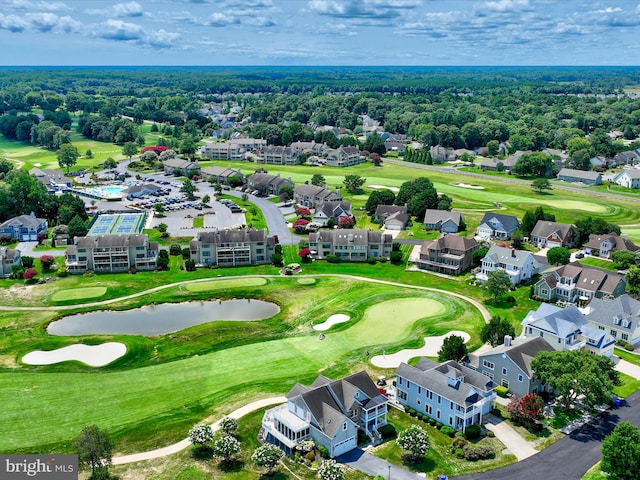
[0,293,472,452]
[50,287,108,302]
[184,277,267,292]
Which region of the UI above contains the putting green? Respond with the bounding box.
[184,277,267,292]
[524,199,607,213]
[50,287,107,302]
[297,277,316,285]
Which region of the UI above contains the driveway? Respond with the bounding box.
[337,448,426,480]
[453,389,640,479]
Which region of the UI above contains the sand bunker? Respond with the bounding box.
[371,330,471,368]
[455,183,485,190]
[369,185,400,192]
[22,342,127,367]
[313,314,350,331]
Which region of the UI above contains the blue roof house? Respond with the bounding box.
[0,212,48,242]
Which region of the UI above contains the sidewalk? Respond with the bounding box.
[483,413,537,461]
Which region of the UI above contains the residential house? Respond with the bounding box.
[0,247,21,277]
[65,234,158,273]
[290,141,327,156]
[429,145,457,163]
[423,209,463,234]
[201,166,244,186]
[476,245,539,285]
[586,294,640,346]
[522,304,616,357]
[375,205,409,231]
[466,336,554,396]
[0,212,48,241]
[476,213,520,240]
[312,201,352,227]
[247,173,294,196]
[163,158,201,176]
[589,156,608,169]
[325,147,363,167]
[478,157,517,172]
[262,371,388,458]
[308,229,392,261]
[529,221,576,248]
[613,149,640,166]
[29,167,72,191]
[613,169,640,189]
[384,141,407,154]
[396,358,496,432]
[189,228,276,267]
[534,262,626,304]
[294,184,343,208]
[258,146,299,165]
[582,233,640,259]
[414,235,478,275]
[557,168,602,186]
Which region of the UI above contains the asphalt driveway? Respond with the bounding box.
[337,448,427,480]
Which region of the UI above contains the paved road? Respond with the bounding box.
[338,448,425,480]
[454,389,640,480]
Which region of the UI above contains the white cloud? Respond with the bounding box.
[97,19,145,40]
[8,0,71,12]
[481,0,530,12]
[144,29,180,48]
[113,2,144,17]
[0,13,28,32]
[0,12,80,33]
[206,12,240,26]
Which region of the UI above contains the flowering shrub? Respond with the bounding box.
[211,435,240,463]
[296,207,311,217]
[23,268,38,280]
[337,216,355,229]
[39,255,55,271]
[251,444,283,474]
[141,145,168,154]
[397,425,429,461]
[219,416,238,435]
[317,459,345,480]
[293,218,310,233]
[188,423,214,446]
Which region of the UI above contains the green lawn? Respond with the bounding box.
[578,257,618,272]
[613,372,640,399]
[49,287,107,302]
[218,194,267,230]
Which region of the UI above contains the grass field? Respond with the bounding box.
[0,275,485,454]
[184,277,268,292]
[49,287,108,302]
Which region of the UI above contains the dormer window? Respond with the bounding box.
[343,422,347,431]
[613,316,621,325]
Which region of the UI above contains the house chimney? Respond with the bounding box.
[504,335,512,347]
[511,248,516,258]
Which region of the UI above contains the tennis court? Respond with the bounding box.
[88,213,146,236]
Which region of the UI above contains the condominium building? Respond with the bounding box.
[189,228,276,267]
[65,234,159,273]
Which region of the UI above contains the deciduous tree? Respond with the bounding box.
[547,246,571,266]
[437,334,468,362]
[601,422,640,480]
[188,423,214,447]
[56,143,79,174]
[76,425,114,480]
[251,444,284,475]
[397,425,429,462]
[481,316,516,346]
[211,435,240,464]
[484,270,511,303]
[343,174,365,193]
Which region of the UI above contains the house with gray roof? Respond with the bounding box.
[466,336,554,397]
[294,184,343,208]
[123,183,161,199]
[476,245,539,285]
[261,371,388,457]
[65,234,158,273]
[476,213,520,240]
[415,234,478,275]
[613,149,640,166]
[201,166,244,186]
[189,228,276,267]
[478,157,517,172]
[534,262,626,304]
[375,205,409,230]
[0,247,21,277]
[312,201,352,227]
[258,146,299,165]
[423,209,463,234]
[247,173,294,196]
[429,145,457,163]
[0,212,48,242]
[613,169,640,189]
[325,147,363,167]
[582,233,640,259]
[308,229,392,261]
[163,158,201,176]
[396,358,495,432]
[29,167,72,191]
[522,304,616,357]
[586,294,640,346]
[557,168,602,186]
[530,221,576,248]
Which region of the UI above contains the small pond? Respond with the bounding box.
[47,299,280,337]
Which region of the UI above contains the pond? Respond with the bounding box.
[47,299,280,337]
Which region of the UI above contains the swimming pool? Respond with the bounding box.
[78,184,127,201]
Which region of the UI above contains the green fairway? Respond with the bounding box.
[297,277,316,285]
[0,277,482,454]
[184,277,268,292]
[50,287,108,302]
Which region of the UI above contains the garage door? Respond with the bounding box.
[333,436,357,457]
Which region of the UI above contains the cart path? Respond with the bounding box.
[0,273,492,323]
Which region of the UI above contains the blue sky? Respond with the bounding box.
[0,0,639,65]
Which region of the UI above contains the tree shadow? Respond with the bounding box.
[259,471,287,480]
[218,458,245,473]
[402,454,435,472]
[191,445,213,460]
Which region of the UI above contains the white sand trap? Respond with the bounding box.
[313,314,350,331]
[371,330,471,368]
[369,184,400,192]
[455,183,485,190]
[22,342,127,367]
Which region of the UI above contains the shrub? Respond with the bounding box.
[219,417,238,435]
[169,243,182,255]
[379,256,387,263]
[617,339,635,351]
[21,256,34,268]
[454,448,465,459]
[185,259,196,271]
[57,270,69,278]
[304,451,315,461]
[378,424,396,440]
[495,386,509,398]
[39,255,55,271]
[428,418,436,426]
[390,250,403,264]
[407,408,417,417]
[441,426,456,437]
[464,424,481,440]
[316,444,329,458]
[435,422,443,430]
[326,254,341,264]
[463,445,494,461]
[367,256,377,265]
[451,436,468,451]
[486,430,495,438]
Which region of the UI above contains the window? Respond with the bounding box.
[398,377,403,386]
[437,395,441,404]
[610,330,618,338]
[502,367,507,375]
[482,360,494,370]
[450,401,453,409]
[502,379,509,389]
[418,386,421,395]
[417,399,421,406]
[343,422,347,431]
[558,338,562,344]
[436,410,441,419]
[449,416,453,426]
[622,333,629,341]
[518,374,523,383]
[398,390,407,401]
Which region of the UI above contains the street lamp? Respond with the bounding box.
[388,465,391,480]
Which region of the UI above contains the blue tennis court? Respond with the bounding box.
[88,213,146,236]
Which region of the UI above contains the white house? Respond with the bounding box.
[586,294,640,346]
[613,169,640,189]
[476,245,539,285]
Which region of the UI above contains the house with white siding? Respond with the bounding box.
[613,169,640,189]
[0,247,21,277]
[586,294,640,346]
[308,229,392,261]
[476,245,539,285]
